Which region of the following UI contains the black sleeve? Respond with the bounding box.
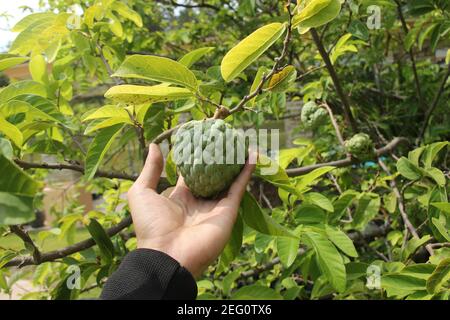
[100,248,198,300]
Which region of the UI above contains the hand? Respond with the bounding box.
[127,143,255,278]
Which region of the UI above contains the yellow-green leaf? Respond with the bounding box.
[295,0,341,34]
[112,1,143,27]
[104,84,193,104]
[292,0,332,28]
[84,117,131,135]
[266,65,297,92]
[0,116,23,147]
[221,23,286,82]
[82,105,130,122]
[0,56,29,72]
[29,54,48,84]
[112,55,198,91]
[179,47,215,68]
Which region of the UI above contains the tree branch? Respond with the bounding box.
[9,226,42,264]
[378,158,433,256]
[4,217,133,268]
[419,63,450,142]
[394,0,426,112]
[286,137,408,177]
[310,28,357,132]
[14,159,138,181]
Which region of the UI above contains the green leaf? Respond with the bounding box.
[0,116,23,147]
[0,56,29,72]
[403,235,432,260]
[396,157,423,180]
[222,270,240,296]
[303,192,334,212]
[112,55,198,91]
[219,215,243,270]
[431,202,450,214]
[431,218,450,242]
[249,66,267,107]
[104,84,193,104]
[112,1,143,27]
[254,154,298,195]
[221,23,286,82]
[425,167,446,187]
[0,154,39,225]
[382,274,426,297]
[422,142,449,169]
[86,219,115,263]
[427,258,450,294]
[348,19,369,41]
[303,231,346,292]
[295,166,335,192]
[295,204,326,225]
[0,80,46,104]
[294,0,341,32]
[165,150,177,186]
[231,285,282,300]
[179,47,215,68]
[352,193,381,230]
[0,192,35,225]
[277,228,301,268]
[84,124,124,180]
[325,225,358,257]
[0,138,13,159]
[240,192,297,238]
[266,65,297,93]
[330,190,358,222]
[446,49,450,65]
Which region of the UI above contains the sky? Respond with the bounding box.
[0,0,42,52]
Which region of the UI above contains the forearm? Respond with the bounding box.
[100,248,198,300]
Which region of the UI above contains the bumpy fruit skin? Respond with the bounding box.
[301,101,328,129]
[345,133,374,159]
[173,119,247,198]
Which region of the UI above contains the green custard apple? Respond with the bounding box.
[344,133,374,159]
[173,119,248,198]
[301,101,328,129]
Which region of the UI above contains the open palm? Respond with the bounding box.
[127,144,255,278]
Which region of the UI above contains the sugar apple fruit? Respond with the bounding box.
[173,119,247,198]
[301,101,328,129]
[344,133,374,159]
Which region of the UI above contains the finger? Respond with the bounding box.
[134,143,164,190]
[222,151,256,206]
[169,175,192,198]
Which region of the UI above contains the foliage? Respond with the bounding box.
[0,0,449,300]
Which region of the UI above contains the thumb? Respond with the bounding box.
[134,143,164,190]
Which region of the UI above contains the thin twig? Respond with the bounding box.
[10,226,42,264]
[286,137,408,176]
[228,2,294,116]
[418,63,450,143]
[320,102,346,148]
[378,158,434,256]
[14,159,138,181]
[310,28,357,132]
[394,0,426,112]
